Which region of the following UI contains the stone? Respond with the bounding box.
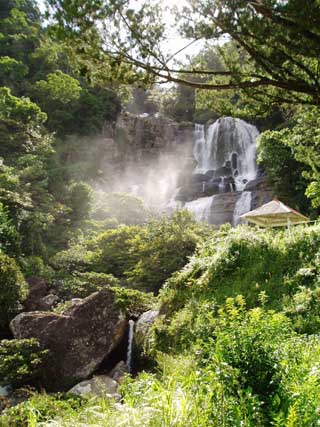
[10,288,127,391]
[191,173,211,183]
[23,277,51,311]
[109,361,129,384]
[135,310,159,348]
[68,375,120,400]
[38,294,60,311]
[62,298,83,315]
[244,176,271,192]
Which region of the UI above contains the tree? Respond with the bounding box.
[259,107,320,209]
[46,1,320,106]
[0,251,27,331]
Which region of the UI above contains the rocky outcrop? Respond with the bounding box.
[135,310,159,349]
[68,375,120,400]
[10,288,127,391]
[23,278,55,312]
[109,360,129,384]
[115,113,193,161]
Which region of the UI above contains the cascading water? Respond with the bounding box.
[233,191,252,226]
[193,117,258,190]
[126,319,135,373]
[184,196,215,222]
[183,117,259,225]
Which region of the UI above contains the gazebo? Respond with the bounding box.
[240,199,309,228]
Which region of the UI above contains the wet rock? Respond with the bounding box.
[215,166,232,177]
[244,176,271,192]
[10,288,128,391]
[68,375,120,400]
[191,173,211,183]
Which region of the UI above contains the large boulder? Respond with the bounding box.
[10,288,127,391]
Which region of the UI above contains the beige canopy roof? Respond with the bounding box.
[240,199,309,227]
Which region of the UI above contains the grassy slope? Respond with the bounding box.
[1,224,320,427]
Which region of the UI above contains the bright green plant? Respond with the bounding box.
[58,271,120,299]
[0,338,49,388]
[0,392,84,427]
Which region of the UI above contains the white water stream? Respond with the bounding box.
[126,320,135,373]
[233,191,252,226]
[184,196,215,222]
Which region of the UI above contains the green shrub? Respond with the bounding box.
[0,202,21,256]
[93,210,209,293]
[112,286,156,316]
[50,241,94,275]
[0,339,49,388]
[0,392,84,427]
[0,252,27,330]
[92,191,150,225]
[284,286,320,334]
[58,271,120,299]
[20,256,53,279]
[92,225,143,277]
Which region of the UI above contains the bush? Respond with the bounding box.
[92,191,150,225]
[0,252,27,330]
[92,225,143,278]
[0,339,49,388]
[19,256,53,279]
[50,240,94,275]
[112,286,155,317]
[93,210,208,293]
[160,224,320,314]
[58,272,120,299]
[0,202,20,256]
[0,392,84,426]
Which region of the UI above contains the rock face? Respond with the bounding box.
[68,375,120,400]
[10,288,127,391]
[102,113,194,210]
[23,277,52,312]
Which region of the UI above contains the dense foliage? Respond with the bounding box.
[3,224,319,427]
[0,252,27,332]
[0,1,320,426]
[0,338,49,388]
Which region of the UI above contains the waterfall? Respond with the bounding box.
[184,195,215,222]
[126,319,135,373]
[193,117,258,190]
[233,191,252,226]
[171,116,260,226]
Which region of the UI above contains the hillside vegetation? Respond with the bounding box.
[2,223,319,426]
